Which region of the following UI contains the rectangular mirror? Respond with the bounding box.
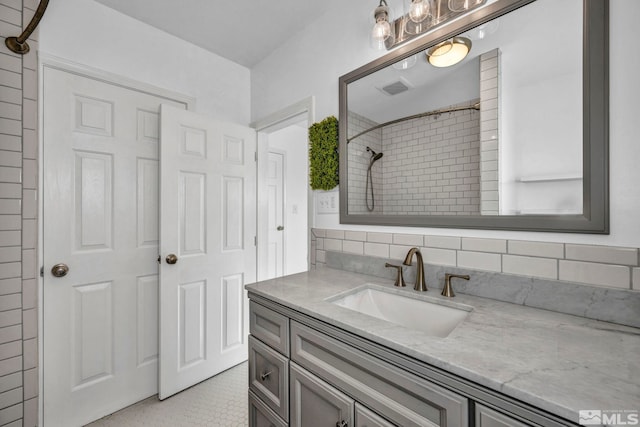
[339,0,608,233]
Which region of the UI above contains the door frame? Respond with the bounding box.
[252,97,315,280]
[38,54,195,424]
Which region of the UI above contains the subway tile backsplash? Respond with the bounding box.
[559,260,631,289]
[507,240,565,259]
[565,244,638,265]
[312,228,640,291]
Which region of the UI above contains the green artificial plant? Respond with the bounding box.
[308,116,339,190]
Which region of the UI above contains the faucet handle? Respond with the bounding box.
[441,273,470,297]
[385,263,406,287]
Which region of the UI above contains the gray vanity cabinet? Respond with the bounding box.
[475,404,531,427]
[290,362,354,427]
[248,299,560,427]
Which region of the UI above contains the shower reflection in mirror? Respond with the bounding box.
[347,0,585,217]
[365,147,384,211]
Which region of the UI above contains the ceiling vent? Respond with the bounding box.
[377,77,412,96]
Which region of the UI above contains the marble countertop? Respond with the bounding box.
[245,267,640,424]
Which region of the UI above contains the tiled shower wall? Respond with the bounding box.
[381,101,480,215]
[347,111,383,214]
[0,1,39,426]
[310,229,640,291]
[348,102,481,216]
[479,49,500,215]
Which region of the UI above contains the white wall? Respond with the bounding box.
[498,0,582,215]
[252,0,640,248]
[267,124,309,275]
[39,0,251,124]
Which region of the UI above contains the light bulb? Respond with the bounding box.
[409,0,430,23]
[372,18,392,42]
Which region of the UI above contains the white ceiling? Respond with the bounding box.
[94,0,343,68]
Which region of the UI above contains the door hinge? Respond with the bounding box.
[40,266,44,277]
[254,236,257,246]
[254,152,257,162]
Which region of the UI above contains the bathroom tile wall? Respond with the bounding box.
[381,101,481,216]
[347,111,383,214]
[479,49,500,214]
[311,228,640,291]
[0,1,38,425]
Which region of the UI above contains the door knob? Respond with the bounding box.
[51,263,69,277]
[165,254,178,264]
[277,225,284,231]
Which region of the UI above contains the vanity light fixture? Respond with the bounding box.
[371,0,393,50]
[370,0,485,50]
[426,36,472,67]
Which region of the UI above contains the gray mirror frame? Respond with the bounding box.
[339,0,609,233]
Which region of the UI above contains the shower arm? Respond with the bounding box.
[347,102,480,144]
[4,0,50,55]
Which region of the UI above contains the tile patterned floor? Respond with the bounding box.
[86,362,248,427]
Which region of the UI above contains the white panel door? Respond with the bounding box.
[266,151,285,279]
[159,104,256,399]
[42,67,185,426]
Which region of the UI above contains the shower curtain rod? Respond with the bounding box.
[347,102,480,144]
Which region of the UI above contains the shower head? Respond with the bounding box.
[366,146,383,162]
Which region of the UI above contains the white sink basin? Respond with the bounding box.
[328,285,472,338]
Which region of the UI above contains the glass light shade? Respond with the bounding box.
[448,0,469,12]
[392,54,418,70]
[466,19,500,41]
[426,37,471,67]
[371,1,393,51]
[409,0,430,23]
[371,19,392,42]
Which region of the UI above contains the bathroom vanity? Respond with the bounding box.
[246,268,640,427]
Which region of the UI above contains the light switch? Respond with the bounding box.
[317,191,339,214]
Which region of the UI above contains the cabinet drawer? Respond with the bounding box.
[291,321,468,427]
[476,404,532,427]
[249,336,289,421]
[290,362,354,427]
[356,403,396,427]
[250,301,289,356]
[249,390,287,427]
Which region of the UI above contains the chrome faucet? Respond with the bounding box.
[403,247,427,291]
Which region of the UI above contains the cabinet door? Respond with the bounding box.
[290,362,355,427]
[356,403,396,427]
[476,404,532,427]
[249,390,288,427]
[250,301,290,356]
[249,336,289,421]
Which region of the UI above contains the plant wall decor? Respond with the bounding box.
[309,116,339,190]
